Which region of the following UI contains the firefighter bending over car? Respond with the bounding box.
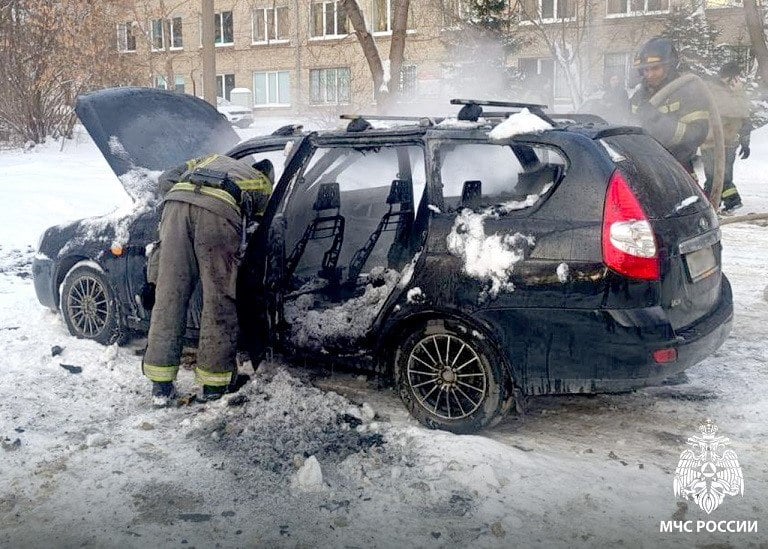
[142,154,274,406]
[630,37,710,177]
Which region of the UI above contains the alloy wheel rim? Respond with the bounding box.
[68,276,108,337]
[406,334,487,420]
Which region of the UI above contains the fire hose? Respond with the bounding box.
[649,73,767,226]
[648,73,724,208]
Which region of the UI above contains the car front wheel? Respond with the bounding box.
[61,265,124,345]
[395,320,511,434]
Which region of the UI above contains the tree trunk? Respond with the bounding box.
[743,0,768,84]
[340,0,384,99]
[385,0,410,113]
[201,0,217,105]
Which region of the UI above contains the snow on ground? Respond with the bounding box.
[0,122,767,548]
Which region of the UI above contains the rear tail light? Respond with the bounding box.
[602,170,660,281]
[653,348,678,363]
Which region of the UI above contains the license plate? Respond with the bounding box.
[684,246,718,282]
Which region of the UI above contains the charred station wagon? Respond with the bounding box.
[33,88,733,433]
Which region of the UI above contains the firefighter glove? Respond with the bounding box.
[738,144,750,159]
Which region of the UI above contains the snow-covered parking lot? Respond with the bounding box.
[0,124,766,548]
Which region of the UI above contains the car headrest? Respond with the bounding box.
[252,158,275,183]
[387,179,414,206]
[460,180,482,206]
[313,182,341,211]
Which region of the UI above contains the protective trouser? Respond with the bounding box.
[142,200,241,388]
[702,146,742,211]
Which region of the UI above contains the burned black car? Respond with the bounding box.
[33,89,732,433]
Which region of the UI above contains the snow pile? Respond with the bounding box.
[493,183,553,215]
[283,267,400,351]
[58,196,155,255]
[557,262,569,283]
[196,366,385,478]
[396,252,421,288]
[406,287,424,303]
[118,167,164,203]
[488,109,552,141]
[446,209,534,300]
[0,245,34,278]
[675,195,700,212]
[436,118,487,129]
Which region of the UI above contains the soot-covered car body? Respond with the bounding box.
[33,88,732,433]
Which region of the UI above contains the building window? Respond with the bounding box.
[603,52,632,85]
[441,0,468,26]
[521,0,575,20]
[217,74,236,100]
[310,67,351,104]
[372,0,413,32]
[253,7,290,43]
[216,11,234,44]
[606,0,669,15]
[254,71,291,106]
[704,0,743,7]
[311,1,347,38]
[153,75,185,92]
[117,22,137,52]
[151,18,182,51]
[150,19,165,51]
[399,64,417,95]
[170,17,183,49]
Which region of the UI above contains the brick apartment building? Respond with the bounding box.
[116,0,751,113]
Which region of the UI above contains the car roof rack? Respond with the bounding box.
[340,114,441,128]
[450,98,557,126]
[338,99,603,132]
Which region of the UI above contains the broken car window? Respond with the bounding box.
[439,143,566,212]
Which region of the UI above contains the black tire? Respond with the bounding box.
[395,319,511,434]
[61,265,124,345]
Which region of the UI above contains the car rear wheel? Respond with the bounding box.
[61,265,124,345]
[395,320,510,434]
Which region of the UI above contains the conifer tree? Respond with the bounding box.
[659,5,727,77]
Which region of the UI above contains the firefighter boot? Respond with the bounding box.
[152,382,177,408]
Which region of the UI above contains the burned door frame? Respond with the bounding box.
[268,133,431,357]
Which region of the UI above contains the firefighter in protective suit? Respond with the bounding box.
[143,154,273,406]
[701,61,752,212]
[630,37,710,176]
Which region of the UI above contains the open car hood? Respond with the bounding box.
[76,87,240,200]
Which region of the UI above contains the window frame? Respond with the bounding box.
[170,16,183,50]
[217,73,236,101]
[253,70,292,107]
[605,0,670,18]
[117,22,137,53]
[372,0,415,35]
[310,1,348,40]
[252,6,291,44]
[150,18,165,51]
[520,0,576,23]
[154,74,186,93]
[215,10,235,46]
[309,67,351,105]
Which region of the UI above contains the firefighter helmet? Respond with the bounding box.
[633,37,679,71]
